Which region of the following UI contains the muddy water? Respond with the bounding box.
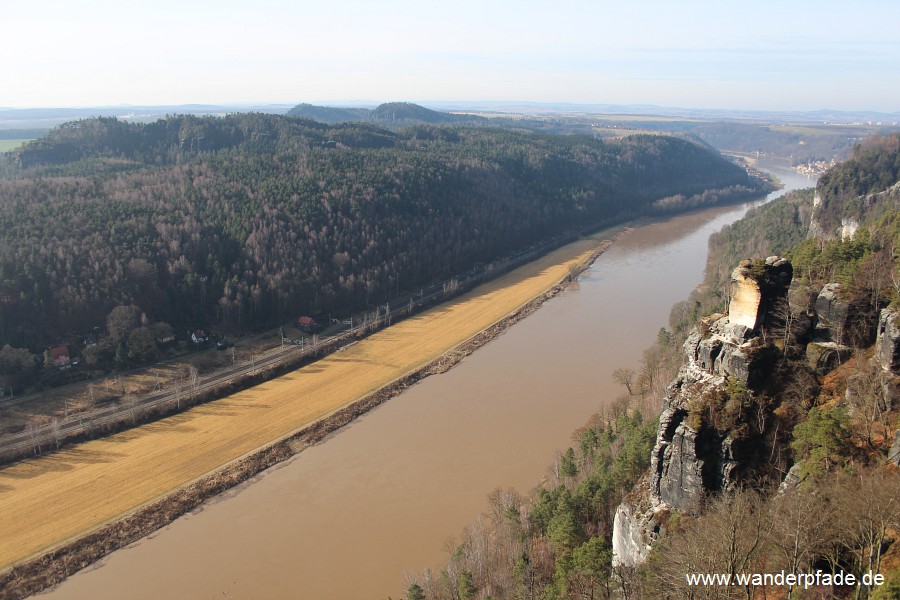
[40,163,814,600]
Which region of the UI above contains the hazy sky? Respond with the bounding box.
[3,0,898,111]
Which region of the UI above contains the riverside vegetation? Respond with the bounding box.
[0,111,766,396]
[403,134,900,600]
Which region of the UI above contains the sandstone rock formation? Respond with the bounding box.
[890,431,900,467]
[875,307,900,411]
[809,282,878,357]
[728,257,793,331]
[813,283,851,345]
[876,308,900,375]
[841,217,860,240]
[611,490,657,567]
[649,314,771,512]
[806,341,853,375]
[612,257,793,566]
[651,258,791,509]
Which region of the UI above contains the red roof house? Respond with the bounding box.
[50,346,71,368]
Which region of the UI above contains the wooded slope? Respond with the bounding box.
[0,114,759,355]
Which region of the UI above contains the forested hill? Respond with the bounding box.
[0,113,763,357]
[811,134,900,236]
[286,101,478,125]
[284,103,372,124]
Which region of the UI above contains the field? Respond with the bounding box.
[0,139,31,153]
[0,234,608,570]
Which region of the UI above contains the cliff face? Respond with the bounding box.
[649,258,791,512]
[876,307,900,418]
[728,257,792,331]
[613,257,792,566]
[876,308,900,376]
[611,486,658,567]
[613,254,895,568]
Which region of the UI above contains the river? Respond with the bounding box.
[38,161,814,600]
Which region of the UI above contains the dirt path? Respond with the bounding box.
[0,232,613,594]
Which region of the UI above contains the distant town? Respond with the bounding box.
[795,159,838,176]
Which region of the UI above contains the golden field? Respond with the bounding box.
[0,235,606,569]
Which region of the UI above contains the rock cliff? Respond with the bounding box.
[613,257,792,566]
[875,307,900,413]
[876,308,900,376]
[649,258,790,512]
[611,484,659,567]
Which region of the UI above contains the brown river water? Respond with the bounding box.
[38,163,814,600]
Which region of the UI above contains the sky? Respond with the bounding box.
[3,0,899,112]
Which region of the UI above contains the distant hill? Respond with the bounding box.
[287,102,482,126]
[286,103,372,123]
[370,102,474,124]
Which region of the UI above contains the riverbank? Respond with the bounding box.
[0,230,620,600]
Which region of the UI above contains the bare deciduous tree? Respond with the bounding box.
[827,470,900,591]
[613,368,636,396]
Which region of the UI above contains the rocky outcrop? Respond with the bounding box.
[649,321,768,512]
[778,463,804,494]
[814,284,850,343]
[809,282,878,352]
[613,258,794,566]
[728,257,793,331]
[611,491,658,567]
[841,218,860,240]
[890,431,900,467]
[876,308,900,375]
[875,308,900,410]
[806,341,853,375]
[808,193,826,239]
[650,258,790,512]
